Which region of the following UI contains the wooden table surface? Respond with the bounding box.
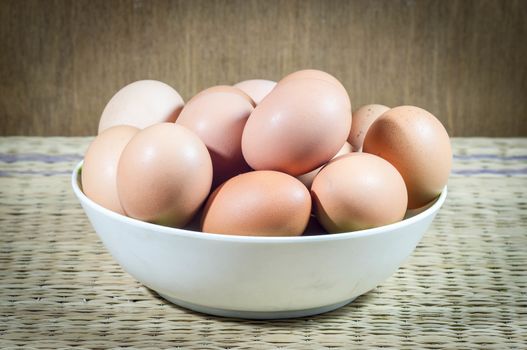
[0,137,526,349]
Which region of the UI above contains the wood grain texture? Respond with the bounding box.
[1,0,526,136]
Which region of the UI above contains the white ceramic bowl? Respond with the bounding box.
[72,161,447,319]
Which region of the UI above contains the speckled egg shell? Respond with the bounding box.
[348,104,390,152]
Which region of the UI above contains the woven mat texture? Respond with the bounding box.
[0,137,526,349]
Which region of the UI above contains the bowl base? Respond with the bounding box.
[158,293,355,319]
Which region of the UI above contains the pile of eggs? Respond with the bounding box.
[82,69,452,237]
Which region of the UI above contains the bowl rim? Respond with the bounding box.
[72,160,447,243]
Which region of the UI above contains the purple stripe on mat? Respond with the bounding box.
[452,168,527,175]
[454,154,527,161]
[1,168,526,177]
[1,153,527,163]
[0,170,71,177]
[0,153,83,163]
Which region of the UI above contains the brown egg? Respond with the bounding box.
[202,171,311,236]
[117,123,212,227]
[234,79,276,104]
[98,80,184,133]
[242,77,352,176]
[188,85,255,106]
[348,104,390,152]
[176,87,255,187]
[82,125,139,214]
[297,142,352,188]
[363,106,452,209]
[278,69,351,109]
[312,153,408,233]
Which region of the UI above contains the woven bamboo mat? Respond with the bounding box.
[0,137,526,349]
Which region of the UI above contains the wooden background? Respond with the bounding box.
[1,0,526,136]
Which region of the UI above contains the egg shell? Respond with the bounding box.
[98,80,184,133]
[234,79,276,104]
[202,170,312,236]
[297,142,352,188]
[82,125,139,214]
[312,153,408,233]
[117,123,212,227]
[188,85,255,106]
[176,89,254,187]
[242,78,352,176]
[348,104,390,152]
[363,105,452,209]
[278,69,351,109]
